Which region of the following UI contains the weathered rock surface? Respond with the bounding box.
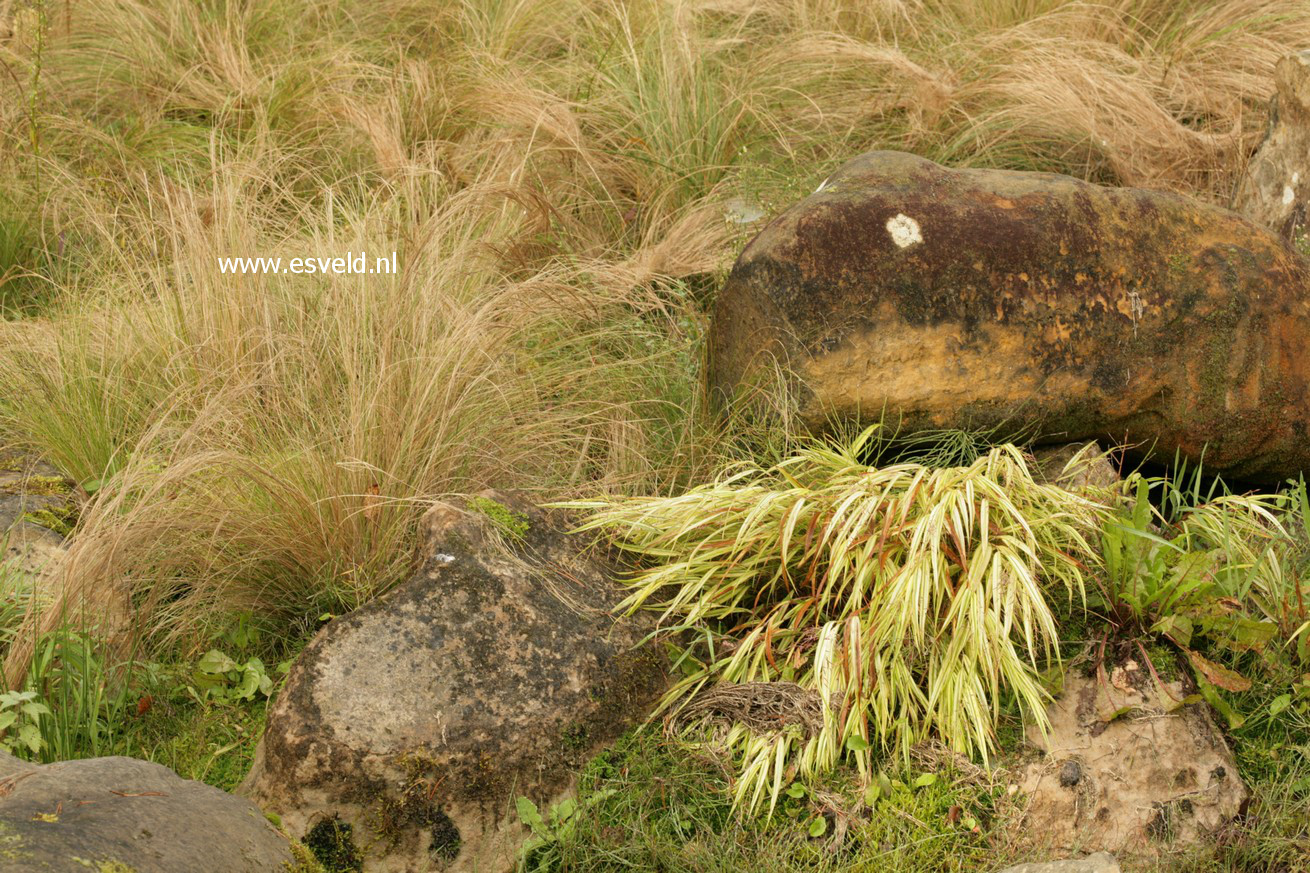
[1015,666,1246,858]
[1234,51,1310,246]
[242,491,668,873]
[0,751,299,872]
[995,853,1121,873]
[0,451,73,576]
[1030,442,1120,493]
[709,150,1310,482]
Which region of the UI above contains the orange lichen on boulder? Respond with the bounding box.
[710,151,1310,481]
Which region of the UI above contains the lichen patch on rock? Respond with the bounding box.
[885,213,923,248]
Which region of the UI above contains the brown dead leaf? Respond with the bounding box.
[1186,649,1252,692]
[363,484,381,523]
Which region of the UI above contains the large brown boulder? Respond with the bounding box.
[1234,51,1310,246]
[709,151,1310,482]
[241,491,668,873]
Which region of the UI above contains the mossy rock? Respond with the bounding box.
[241,491,669,873]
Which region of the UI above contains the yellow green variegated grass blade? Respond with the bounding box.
[566,431,1106,814]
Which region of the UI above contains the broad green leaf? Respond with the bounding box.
[1294,674,1310,699]
[1269,694,1292,717]
[808,816,828,837]
[515,796,546,836]
[845,735,869,752]
[1038,664,1065,696]
[1152,615,1192,648]
[196,649,238,675]
[18,724,41,754]
[1212,617,1278,654]
[913,773,938,789]
[234,670,260,701]
[1162,693,1203,713]
[20,702,49,718]
[1194,672,1245,730]
[552,797,577,824]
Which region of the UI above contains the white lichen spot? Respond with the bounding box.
[886,213,923,248]
[435,553,456,564]
[1294,172,1301,186]
[1284,185,1297,206]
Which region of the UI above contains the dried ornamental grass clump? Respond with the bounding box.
[2,0,1308,693]
[567,428,1107,813]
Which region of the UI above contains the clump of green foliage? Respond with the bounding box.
[517,730,1021,873]
[283,842,328,873]
[517,791,615,871]
[1089,475,1297,722]
[17,628,137,762]
[0,689,48,755]
[1071,459,1310,738]
[188,649,275,704]
[0,611,281,787]
[568,427,1106,813]
[21,504,77,537]
[7,475,70,497]
[467,496,531,542]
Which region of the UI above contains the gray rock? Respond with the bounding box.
[241,490,668,873]
[0,452,73,576]
[1030,442,1119,493]
[996,853,1121,873]
[1234,51,1310,246]
[1015,668,1246,857]
[0,751,298,872]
